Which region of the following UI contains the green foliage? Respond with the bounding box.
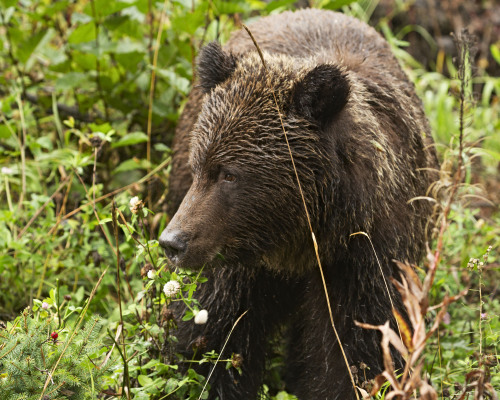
[0,0,499,399]
[0,309,112,399]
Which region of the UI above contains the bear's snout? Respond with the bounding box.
[159,229,188,265]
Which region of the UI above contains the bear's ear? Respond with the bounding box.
[197,42,237,93]
[292,64,350,128]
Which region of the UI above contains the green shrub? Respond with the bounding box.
[0,308,112,399]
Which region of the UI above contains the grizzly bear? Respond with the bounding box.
[159,9,438,400]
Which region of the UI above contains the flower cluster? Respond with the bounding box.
[163,280,181,297]
[129,196,144,214]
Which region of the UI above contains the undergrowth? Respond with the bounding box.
[0,0,498,399]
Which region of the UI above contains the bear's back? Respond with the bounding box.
[225,9,404,81]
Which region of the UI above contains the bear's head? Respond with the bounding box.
[159,42,350,273]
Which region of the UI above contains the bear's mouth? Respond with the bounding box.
[159,228,225,269]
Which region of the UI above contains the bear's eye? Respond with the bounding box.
[223,173,237,182]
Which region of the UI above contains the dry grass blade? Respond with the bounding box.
[197,310,248,400]
[351,231,403,340]
[241,23,360,400]
[99,324,122,369]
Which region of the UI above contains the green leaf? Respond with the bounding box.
[154,143,170,153]
[171,7,206,35]
[55,72,89,91]
[156,68,191,95]
[0,1,15,10]
[320,0,358,10]
[114,158,151,173]
[16,30,46,64]
[83,0,133,19]
[111,132,148,148]
[0,124,11,139]
[212,0,250,14]
[138,374,154,387]
[264,0,294,12]
[68,22,97,44]
[115,38,146,54]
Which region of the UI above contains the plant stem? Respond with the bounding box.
[478,265,483,361]
[112,200,131,399]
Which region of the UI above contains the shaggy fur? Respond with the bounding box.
[160,9,438,400]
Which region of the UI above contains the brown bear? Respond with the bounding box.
[160,9,438,400]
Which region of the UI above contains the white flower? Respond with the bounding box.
[41,302,50,310]
[129,196,140,207]
[1,167,13,175]
[163,280,181,297]
[194,309,208,325]
[129,196,143,214]
[147,270,156,279]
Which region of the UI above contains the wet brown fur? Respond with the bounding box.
[162,9,438,400]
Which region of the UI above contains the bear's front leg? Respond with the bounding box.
[285,270,405,400]
[172,263,300,400]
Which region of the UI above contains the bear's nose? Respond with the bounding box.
[159,230,187,264]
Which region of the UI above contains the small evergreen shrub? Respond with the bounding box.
[0,309,112,400]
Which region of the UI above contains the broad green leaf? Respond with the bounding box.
[55,72,89,90]
[171,7,206,35]
[264,0,294,12]
[16,30,46,64]
[90,122,113,134]
[68,22,96,44]
[320,0,358,10]
[111,132,148,148]
[0,125,11,139]
[156,68,191,95]
[137,374,154,387]
[114,158,150,173]
[72,51,97,70]
[71,12,93,24]
[83,0,133,19]
[0,2,15,12]
[121,5,146,23]
[115,38,146,54]
[212,0,250,15]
